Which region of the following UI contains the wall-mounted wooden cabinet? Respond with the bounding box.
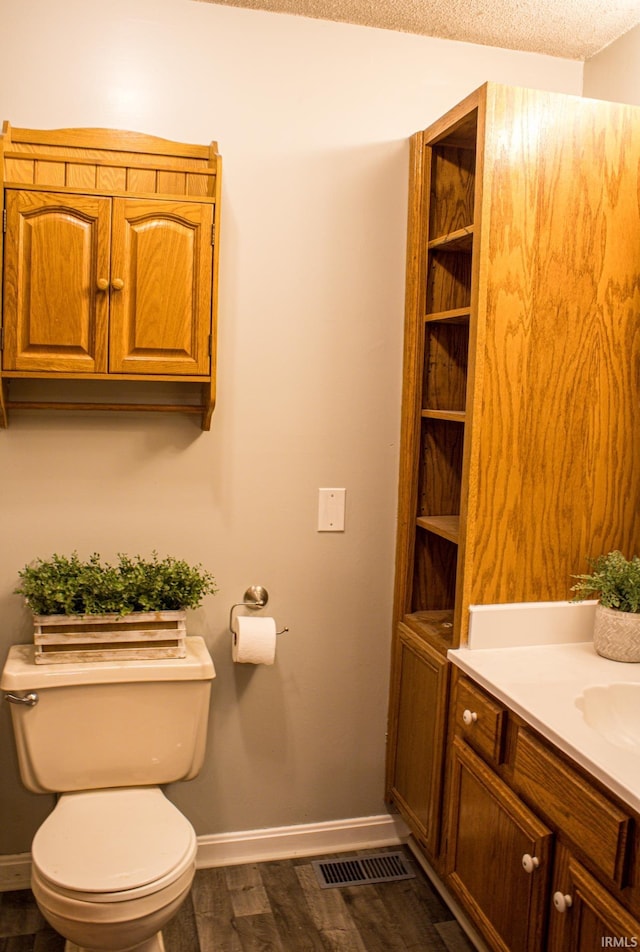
[0,123,222,429]
[386,83,640,866]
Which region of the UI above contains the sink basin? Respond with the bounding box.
[576,683,640,755]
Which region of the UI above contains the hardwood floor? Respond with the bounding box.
[0,847,476,951]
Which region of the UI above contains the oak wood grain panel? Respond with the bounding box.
[34,160,65,186]
[2,189,110,373]
[425,250,472,314]
[429,145,476,240]
[464,84,640,608]
[4,157,34,183]
[513,728,631,885]
[202,151,222,427]
[7,125,213,160]
[96,165,127,191]
[390,132,430,626]
[66,163,97,189]
[186,172,210,197]
[127,168,157,192]
[387,625,450,856]
[157,170,187,195]
[423,322,469,411]
[417,419,463,517]
[108,198,213,375]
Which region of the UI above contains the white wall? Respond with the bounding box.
[583,23,640,105]
[0,0,582,855]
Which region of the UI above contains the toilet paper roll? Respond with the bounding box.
[232,615,277,665]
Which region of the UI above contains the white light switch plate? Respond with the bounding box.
[317,488,346,531]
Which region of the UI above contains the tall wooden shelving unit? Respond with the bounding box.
[386,82,640,865]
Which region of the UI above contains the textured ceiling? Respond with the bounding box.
[195,0,640,60]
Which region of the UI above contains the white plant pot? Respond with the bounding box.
[593,603,640,663]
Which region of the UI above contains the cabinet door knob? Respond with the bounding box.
[553,892,573,913]
[462,709,478,726]
[97,278,109,291]
[111,278,125,291]
[522,854,540,874]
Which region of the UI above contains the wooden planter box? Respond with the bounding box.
[32,611,187,664]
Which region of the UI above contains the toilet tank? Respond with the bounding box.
[1,636,215,794]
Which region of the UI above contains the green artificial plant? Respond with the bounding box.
[571,550,640,614]
[16,552,217,616]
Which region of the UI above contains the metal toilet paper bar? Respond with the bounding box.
[229,586,289,637]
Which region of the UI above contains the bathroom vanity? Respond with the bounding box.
[445,643,640,952]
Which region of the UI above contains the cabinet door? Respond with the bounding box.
[3,189,111,373]
[446,737,553,952]
[386,624,449,860]
[548,845,640,952]
[109,198,213,375]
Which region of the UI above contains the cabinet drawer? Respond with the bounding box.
[454,676,506,764]
[513,729,631,885]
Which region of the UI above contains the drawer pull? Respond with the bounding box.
[462,709,478,726]
[522,853,540,874]
[553,892,573,913]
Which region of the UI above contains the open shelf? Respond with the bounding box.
[425,307,471,324]
[422,323,469,412]
[418,418,464,518]
[402,610,455,650]
[411,526,458,617]
[416,515,460,544]
[427,226,473,252]
[425,251,472,314]
[422,409,465,423]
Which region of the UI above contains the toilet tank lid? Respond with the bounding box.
[0,635,215,690]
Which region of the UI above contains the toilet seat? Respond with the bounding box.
[32,787,197,902]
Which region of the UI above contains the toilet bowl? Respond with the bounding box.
[30,787,198,952]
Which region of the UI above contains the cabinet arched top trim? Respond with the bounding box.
[2,120,218,162]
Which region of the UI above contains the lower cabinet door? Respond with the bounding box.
[386,624,449,860]
[445,737,553,952]
[548,845,640,952]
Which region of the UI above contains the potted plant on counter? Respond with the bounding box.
[571,550,640,662]
[15,551,217,664]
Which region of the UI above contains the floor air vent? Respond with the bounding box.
[312,851,415,889]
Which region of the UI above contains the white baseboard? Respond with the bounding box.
[195,813,409,869]
[0,853,31,891]
[0,813,409,891]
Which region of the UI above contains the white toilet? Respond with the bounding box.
[1,637,215,952]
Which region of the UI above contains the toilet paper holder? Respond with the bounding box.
[229,586,289,637]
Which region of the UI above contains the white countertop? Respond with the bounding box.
[448,640,640,813]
